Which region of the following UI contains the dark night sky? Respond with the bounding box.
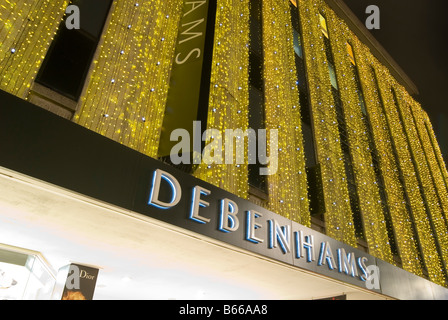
[343,0,448,159]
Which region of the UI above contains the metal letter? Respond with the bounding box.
[148,169,182,209]
[246,210,264,244]
[219,198,239,232]
[189,186,211,224]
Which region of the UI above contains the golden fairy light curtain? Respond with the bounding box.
[260,0,310,225]
[392,85,448,285]
[350,27,448,284]
[3,0,448,286]
[353,38,424,277]
[74,0,183,159]
[193,0,251,200]
[323,7,394,263]
[297,0,356,245]
[375,65,446,285]
[297,0,448,286]
[0,0,68,99]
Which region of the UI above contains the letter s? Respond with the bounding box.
[175,48,201,65]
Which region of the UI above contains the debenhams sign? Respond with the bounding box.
[139,168,380,290]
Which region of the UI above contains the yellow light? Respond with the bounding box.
[74,0,183,159]
[0,0,69,99]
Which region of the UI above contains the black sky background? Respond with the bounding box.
[342,0,448,159]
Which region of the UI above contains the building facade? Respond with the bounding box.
[1,0,448,299]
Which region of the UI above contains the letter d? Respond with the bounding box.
[149,169,182,209]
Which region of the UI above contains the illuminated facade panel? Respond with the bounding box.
[1,0,448,288]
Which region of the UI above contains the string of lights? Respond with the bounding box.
[193,0,251,200]
[324,6,393,263]
[2,0,448,286]
[260,0,310,225]
[353,39,425,277]
[297,0,356,245]
[0,0,68,99]
[374,64,445,285]
[74,0,183,159]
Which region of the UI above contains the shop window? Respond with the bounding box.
[0,245,56,300]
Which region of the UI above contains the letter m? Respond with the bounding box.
[178,19,204,44]
[337,248,358,277]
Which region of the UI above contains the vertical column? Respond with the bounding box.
[0,0,68,98]
[415,109,448,217]
[399,93,448,280]
[193,0,250,199]
[375,63,445,285]
[297,0,356,245]
[324,8,393,263]
[74,0,183,158]
[424,117,448,189]
[353,40,423,277]
[260,0,309,225]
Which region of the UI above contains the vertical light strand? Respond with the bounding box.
[297,0,356,244]
[74,0,183,158]
[259,0,309,225]
[413,106,448,220]
[193,0,250,199]
[420,111,448,206]
[427,118,448,185]
[0,0,68,99]
[397,91,448,280]
[352,38,423,276]
[374,63,445,285]
[324,7,393,263]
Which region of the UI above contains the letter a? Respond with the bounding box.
[66,265,80,290]
[365,5,380,30]
[366,265,381,290]
[65,5,80,30]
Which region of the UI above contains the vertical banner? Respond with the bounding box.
[52,263,99,300]
[158,0,215,161]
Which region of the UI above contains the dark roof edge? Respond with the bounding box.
[325,0,420,96]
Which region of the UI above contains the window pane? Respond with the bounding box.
[328,62,338,90]
[319,14,329,38]
[293,29,303,58]
[35,0,112,100]
[346,42,356,65]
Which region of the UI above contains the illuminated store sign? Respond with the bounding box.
[145,168,379,289]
